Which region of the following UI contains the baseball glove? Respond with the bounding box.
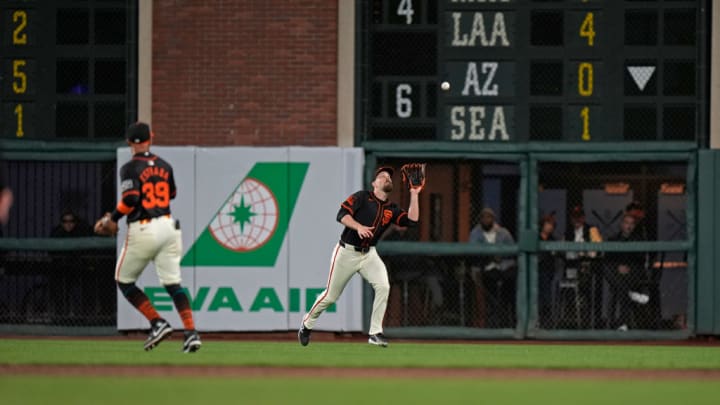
[94,213,118,236]
[400,163,427,191]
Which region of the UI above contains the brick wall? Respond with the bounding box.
[152,0,338,146]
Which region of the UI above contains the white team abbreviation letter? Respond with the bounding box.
[461,62,499,96]
[450,106,509,141]
[452,12,510,47]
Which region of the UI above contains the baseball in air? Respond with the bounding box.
[441,81,450,91]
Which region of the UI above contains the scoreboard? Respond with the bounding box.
[359,0,708,142]
[0,1,134,140]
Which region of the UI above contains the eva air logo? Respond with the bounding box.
[181,162,309,267]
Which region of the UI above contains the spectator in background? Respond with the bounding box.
[623,199,658,328]
[51,210,93,238]
[538,214,559,328]
[50,210,93,319]
[563,206,603,328]
[605,213,649,331]
[469,207,516,328]
[625,200,647,240]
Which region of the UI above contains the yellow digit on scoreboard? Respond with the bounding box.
[580,12,595,47]
[13,60,27,94]
[578,62,593,96]
[13,10,28,45]
[580,106,590,141]
[14,104,25,138]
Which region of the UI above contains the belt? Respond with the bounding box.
[339,240,370,253]
[138,214,171,225]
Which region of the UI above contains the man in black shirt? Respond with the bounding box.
[606,213,649,330]
[94,122,201,353]
[299,166,421,347]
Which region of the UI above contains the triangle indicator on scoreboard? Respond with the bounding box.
[627,66,656,91]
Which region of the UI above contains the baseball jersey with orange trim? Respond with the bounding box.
[113,151,176,223]
[337,190,416,248]
[113,151,182,285]
[302,189,418,336]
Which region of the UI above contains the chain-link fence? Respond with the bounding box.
[0,250,116,327]
[1,150,693,337]
[373,155,691,335]
[375,156,524,331]
[0,145,118,332]
[533,160,689,332]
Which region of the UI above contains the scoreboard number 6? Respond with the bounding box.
[396,84,412,118]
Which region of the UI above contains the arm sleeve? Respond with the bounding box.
[336,191,365,223]
[393,205,418,227]
[111,165,140,222]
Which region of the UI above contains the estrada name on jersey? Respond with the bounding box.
[111,151,177,223]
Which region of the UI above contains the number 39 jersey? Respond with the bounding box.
[119,151,177,223]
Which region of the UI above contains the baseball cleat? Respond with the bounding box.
[368,333,388,347]
[144,319,172,351]
[298,324,312,346]
[182,330,202,353]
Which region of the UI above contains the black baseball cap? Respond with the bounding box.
[126,122,152,144]
[374,166,394,178]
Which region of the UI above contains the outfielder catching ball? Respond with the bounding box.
[299,163,426,347]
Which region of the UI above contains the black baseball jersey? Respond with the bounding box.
[112,151,177,223]
[336,190,417,248]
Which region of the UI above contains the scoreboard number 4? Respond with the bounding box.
[397,0,414,25]
[580,12,595,46]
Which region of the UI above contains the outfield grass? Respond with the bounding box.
[1,338,720,369]
[1,376,719,405]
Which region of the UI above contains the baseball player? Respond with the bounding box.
[94,122,201,353]
[298,166,421,347]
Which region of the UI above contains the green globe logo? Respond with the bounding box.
[208,178,278,252]
[181,162,309,267]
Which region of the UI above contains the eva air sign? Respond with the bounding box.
[181,162,308,267]
[146,286,335,313]
[117,147,364,332]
